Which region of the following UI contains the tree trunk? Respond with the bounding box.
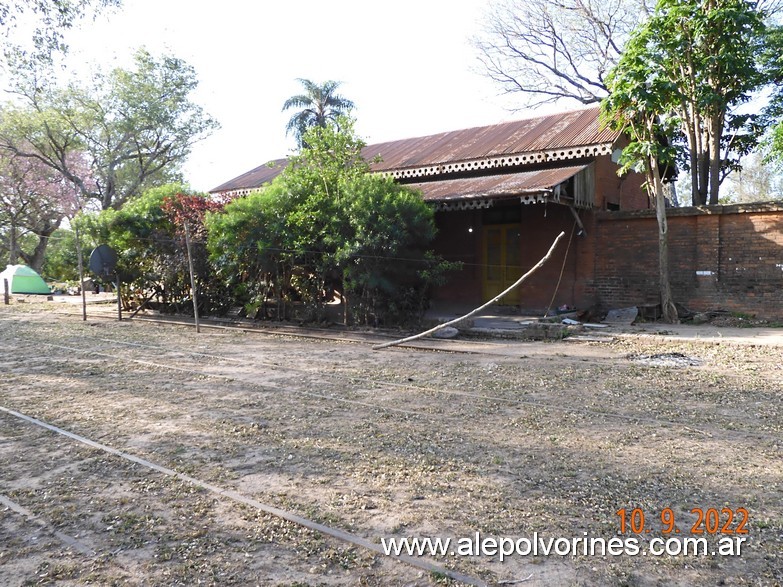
[20,219,60,273]
[708,114,722,205]
[681,107,701,206]
[8,222,19,265]
[650,156,679,323]
[697,147,710,206]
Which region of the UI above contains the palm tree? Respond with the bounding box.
[282,79,355,148]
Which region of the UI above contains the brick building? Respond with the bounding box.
[211,106,783,319]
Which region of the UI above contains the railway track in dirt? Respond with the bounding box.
[3,309,782,586]
[1,405,487,586]
[39,305,579,356]
[6,320,778,451]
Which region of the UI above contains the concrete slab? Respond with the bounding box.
[50,293,118,305]
[424,304,783,346]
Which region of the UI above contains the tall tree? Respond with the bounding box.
[602,47,680,322]
[602,0,780,318]
[473,0,653,107]
[282,79,354,148]
[602,0,770,206]
[0,48,219,210]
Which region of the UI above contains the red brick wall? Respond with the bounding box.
[594,153,649,211]
[432,202,783,319]
[592,203,783,318]
[431,208,483,305]
[431,203,586,311]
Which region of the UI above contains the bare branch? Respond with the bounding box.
[473,0,652,108]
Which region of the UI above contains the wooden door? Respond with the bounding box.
[483,224,521,304]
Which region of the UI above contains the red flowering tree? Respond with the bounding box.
[161,192,226,242]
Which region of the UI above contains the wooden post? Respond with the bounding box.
[116,273,122,321]
[184,223,201,333]
[74,225,87,321]
[3,278,9,305]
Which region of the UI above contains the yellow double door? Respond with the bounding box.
[482,224,521,305]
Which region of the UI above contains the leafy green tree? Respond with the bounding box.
[606,0,770,206]
[762,25,783,162]
[602,0,783,320]
[75,183,229,314]
[602,57,680,322]
[0,48,219,211]
[207,118,454,326]
[281,116,368,314]
[282,79,354,148]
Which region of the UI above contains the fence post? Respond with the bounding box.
[184,222,201,333]
[75,225,87,321]
[3,278,9,305]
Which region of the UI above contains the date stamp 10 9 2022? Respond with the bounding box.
[616,507,749,535]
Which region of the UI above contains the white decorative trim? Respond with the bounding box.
[520,194,548,205]
[213,188,259,199]
[434,199,496,212]
[387,143,613,180]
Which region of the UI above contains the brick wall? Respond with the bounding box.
[594,152,650,211]
[429,198,783,320]
[431,208,483,305]
[592,203,783,319]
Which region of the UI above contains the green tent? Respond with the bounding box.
[0,264,51,295]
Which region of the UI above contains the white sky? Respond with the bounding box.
[59,0,536,192]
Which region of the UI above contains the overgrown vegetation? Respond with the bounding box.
[206,119,456,326]
[68,121,455,327]
[74,183,232,316]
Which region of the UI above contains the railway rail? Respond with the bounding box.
[3,309,782,585]
[5,323,776,444]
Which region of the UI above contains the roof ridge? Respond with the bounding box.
[365,104,602,147]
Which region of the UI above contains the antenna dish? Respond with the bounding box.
[89,244,118,278]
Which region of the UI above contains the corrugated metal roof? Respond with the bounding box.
[407,165,587,202]
[210,106,616,193]
[210,158,287,194]
[364,106,615,172]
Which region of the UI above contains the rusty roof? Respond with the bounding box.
[210,106,617,194]
[210,158,288,194]
[365,106,615,174]
[406,165,588,202]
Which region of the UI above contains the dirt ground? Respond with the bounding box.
[1,302,782,586]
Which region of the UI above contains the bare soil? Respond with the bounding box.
[1,302,782,586]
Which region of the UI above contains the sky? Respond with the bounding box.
[56,0,538,192]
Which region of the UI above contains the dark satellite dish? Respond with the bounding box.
[89,244,118,278]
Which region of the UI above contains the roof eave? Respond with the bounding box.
[378,142,615,181]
